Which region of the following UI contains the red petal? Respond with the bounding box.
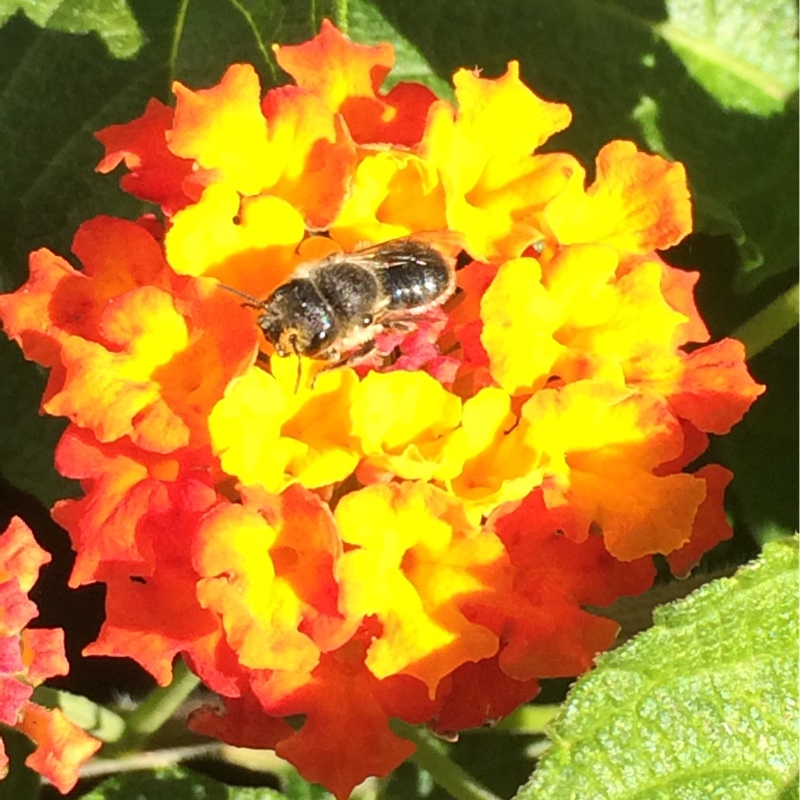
[667,465,734,577]
[433,658,539,732]
[95,99,197,215]
[669,339,765,433]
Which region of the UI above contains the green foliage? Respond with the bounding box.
[0,0,143,58]
[82,767,287,799]
[516,537,800,800]
[280,766,335,799]
[661,0,797,115]
[0,728,40,800]
[0,338,77,506]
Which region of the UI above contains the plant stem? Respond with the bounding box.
[116,659,201,751]
[78,743,223,779]
[393,721,503,800]
[169,0,191,83]
[493,703,560,734]
[730,283,798,359]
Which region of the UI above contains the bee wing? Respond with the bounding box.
[399,229,466,258]
[349,230,465,267]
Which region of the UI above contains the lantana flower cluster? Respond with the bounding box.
[0,517,100,792]
[0,22,763,798]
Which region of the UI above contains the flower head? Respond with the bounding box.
[0,518,100,793]
[0,20,763,799]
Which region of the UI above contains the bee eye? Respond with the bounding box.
[310,330,328,349]
[362,314,373,326]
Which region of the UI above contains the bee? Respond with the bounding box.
[228,236,460,372]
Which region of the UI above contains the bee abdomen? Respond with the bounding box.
[312,263,380,324]
[380,258,452,310]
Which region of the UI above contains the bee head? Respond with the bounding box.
[257,307,289,351]
[256,281,334,358]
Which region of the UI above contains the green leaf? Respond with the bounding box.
[0,728,40,800]
[516,537,799,800]
[659,0,797,116]
[0,338,78,508]
[280,765,335,799]
[348,0,450,96]
[82,766,287,799]
[714,332,799,545]
[0,0,143,59]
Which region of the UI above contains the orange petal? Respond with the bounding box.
[85,558,223,686]
[169,64,273,194]
[0,217,240,453]
[17,703,101,794]
[521,381,701,558]
[330,150,446,249]
[193,503,322,673]
[261,85,357,227]
[667,465,734,577]
[82,464,230,685]
[667,338,765,433]
[209,363,360,494]
[421,61,574,260]
[570,466,706,561]
[20,629,69,686]
[274,19,436,146]
[0,215,175,377]
[0,517,51,593]
[351,371,465,481]
[254,485,349,648]
[544,140,692,253]
[335,483,507,695]
[44,286,191,449]
[480,256,564,394]
[255,642,421,800]
[473,489,655,678]
[275,20,392,115]
[52,427,196,587]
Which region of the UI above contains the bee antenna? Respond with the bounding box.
[294,358,302,394]
[286,334,303,394]
[216,282,263,309]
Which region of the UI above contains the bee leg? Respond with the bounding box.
[339,339,377,366]
[381,320,414,333]
[294,357,302,394]
[310,341,376,388]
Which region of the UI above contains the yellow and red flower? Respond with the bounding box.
[0,20,763,799]
[0,517,100,792]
